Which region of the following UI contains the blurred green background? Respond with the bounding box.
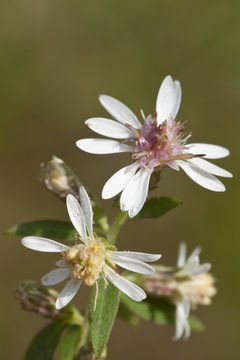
[1,0,239,359]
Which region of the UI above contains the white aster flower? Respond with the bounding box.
[142,242,216,340]
[21,186,161,309]
[76,75,232,218]
[174,243,215,340]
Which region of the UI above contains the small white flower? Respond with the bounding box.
[21,186,161,309]
[76,75,232,218]
[174,243,215,340]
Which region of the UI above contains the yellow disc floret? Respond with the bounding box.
[62,240,105,286]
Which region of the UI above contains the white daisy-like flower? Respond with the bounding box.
[21,186,161,309]
[76,75,232,218]
[174,243,215,340]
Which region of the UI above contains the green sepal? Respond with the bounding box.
[188,315,205,331]
[89,277,120,357]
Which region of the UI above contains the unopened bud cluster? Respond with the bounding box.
[15,280,62,319]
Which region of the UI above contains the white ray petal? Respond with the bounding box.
[85,118,133,139]
[174,302,185,341]
[156,75,182,125]
[79,186,93,238]
[183,321,191,340]
[56,259,68,267]
[107,251,161,263]
[187,246,202,264]
[99,95,141,129]
[105,265,146,302]
[188,158,232,178]
[41,268,71,286]
[184,258,200,276]
[182,297,191,317]
[128,167,153,218]
[174,299,190,341]
[76,138,132,154]
[120,167,153,218]
[191,263,211,276]
[178,160,225,192]
[102,162,139,199]
[177,243,187,267]
[56,278,82,309]
[187,143,230,159]
[108,255,154,275]
[66,194,87,242]
[21,236,69,252]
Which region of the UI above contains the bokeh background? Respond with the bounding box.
[1,0,239,359]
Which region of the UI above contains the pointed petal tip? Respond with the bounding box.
[99,94,106,100]
[128,209,137,218]
[226,172,233,178]
[134,294,147,302]
[55,279,82,309]
[66,193,75,202]
[55,298,64,310]
[156,75,182,124]
[75,139,84,149]
[101,187,112,200]
[153,254,162,261]
[101,192,108,200]
[21,237,28,247]
[164,74,173,81]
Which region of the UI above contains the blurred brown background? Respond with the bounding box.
[1,0,239,359]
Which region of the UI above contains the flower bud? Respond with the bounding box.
[40,156,81,200]
[14,280,62,319]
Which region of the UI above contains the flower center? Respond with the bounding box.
[178,273,216,306]
[129,115,194,169]
[62,240,105,286]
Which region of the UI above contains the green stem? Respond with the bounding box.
[107,211,129,245]
[97,214,110,235]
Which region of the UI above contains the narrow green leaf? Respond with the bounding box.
[59,324,81,360]
[25,318,68,360]
[6,220,75,240]
[120,294,204,331]
[89,277,119,357]
[6,220,102,241]
[135,197,180,219]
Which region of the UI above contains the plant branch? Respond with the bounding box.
[107,211,129,245]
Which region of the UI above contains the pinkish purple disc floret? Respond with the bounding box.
[129,114,193,170]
